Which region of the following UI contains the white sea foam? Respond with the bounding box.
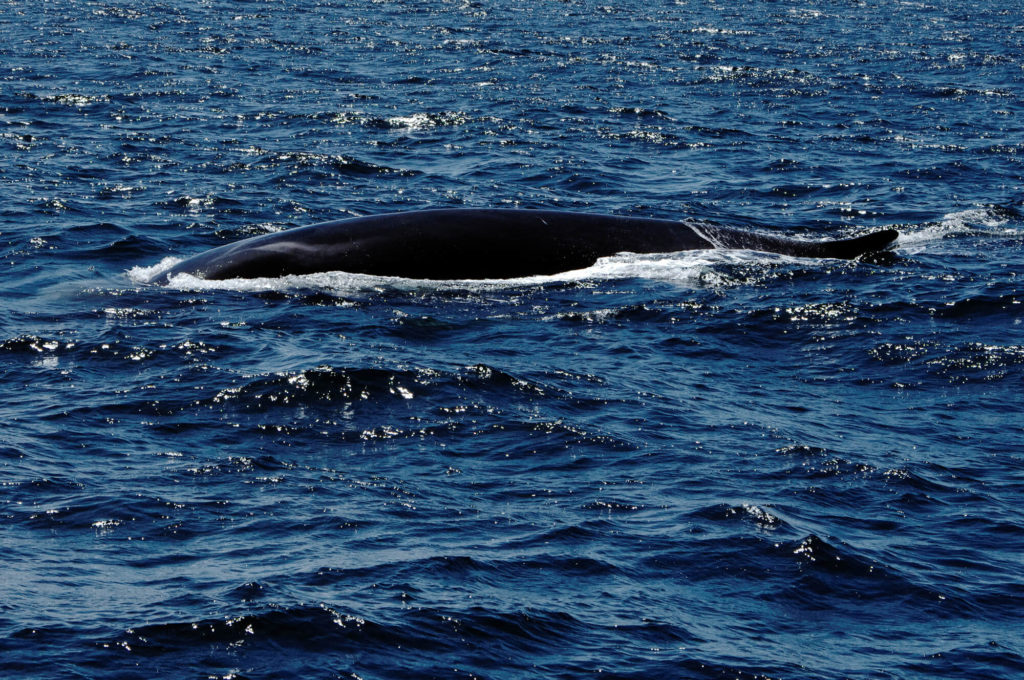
[126,257,182,284]
[126,249,786,294]
[895,207,1017,254]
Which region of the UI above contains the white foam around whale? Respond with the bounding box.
[127,248,805,293]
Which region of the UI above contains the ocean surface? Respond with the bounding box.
[2,0,1023,678]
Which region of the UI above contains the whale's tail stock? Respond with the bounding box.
[696,223,900,260]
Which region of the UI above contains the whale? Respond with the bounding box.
[147,208,899,283]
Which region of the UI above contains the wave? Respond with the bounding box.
[896,205,1022,253]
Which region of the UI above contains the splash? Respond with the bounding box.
[896,207,1019,253]
[127,249,793,294]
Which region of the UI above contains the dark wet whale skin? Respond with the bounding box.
[150,208,899,282]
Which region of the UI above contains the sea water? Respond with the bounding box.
[2,1,1022,678]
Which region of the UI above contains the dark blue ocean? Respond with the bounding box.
[2,1,1023,678]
